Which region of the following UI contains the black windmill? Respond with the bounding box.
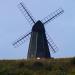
[13,2,64,59]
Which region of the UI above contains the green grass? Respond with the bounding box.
[0,57,75,75]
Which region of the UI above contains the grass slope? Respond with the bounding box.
[0,58,75,75]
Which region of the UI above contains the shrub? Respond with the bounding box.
[32,61,44,70]
[45,64,52,71]
[18,62,25,68]
[71,57,75,65]
[55,70,65,75]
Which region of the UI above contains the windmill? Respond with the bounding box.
[13,2,64,59]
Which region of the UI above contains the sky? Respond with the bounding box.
[0,0,75,59]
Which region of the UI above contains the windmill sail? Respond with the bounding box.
[42,8,64,24]
[18,2,36,25]
[13,32,31,47]
[48,40,58,53]
[47,34,58,53]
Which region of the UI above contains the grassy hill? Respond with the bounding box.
[0,58,75,75]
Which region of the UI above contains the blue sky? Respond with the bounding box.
[0,0,75,59]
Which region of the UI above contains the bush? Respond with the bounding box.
[55,70,66,75]
[71,57,75,65]
[45,64,52,71]
[18,62,25,68]
[32,61,44,70]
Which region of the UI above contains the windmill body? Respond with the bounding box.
[13,2,64,59]
[27,21,51,59]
